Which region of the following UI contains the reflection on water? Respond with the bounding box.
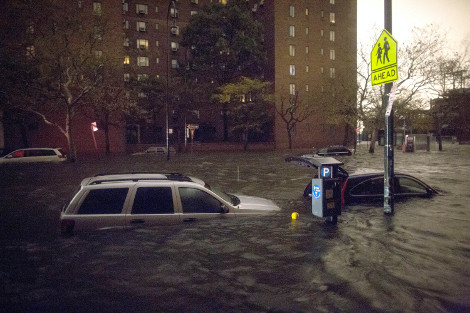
[1,143,469,312]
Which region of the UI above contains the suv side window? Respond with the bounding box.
[132,187,174,214]
[78,188,128,214]
[179,187,223,213]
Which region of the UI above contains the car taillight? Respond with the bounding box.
[61,219,75,234]
[341,178,348,206]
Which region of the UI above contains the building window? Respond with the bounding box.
[330,31,335,41]
[156,40,160,47]
[289,45,295,56]
[137,39,148,49]
[320,29,324,37]
[94,50,102,58]
[93,2,102,15]
[26,46,35,59]
[156,57,160,64]
[170,7,178,18]
[306,65,309,73]
[290,65,295,76]
[171,41,179,51]
[330,12,335,24]
[305,84,309,92]
[123,2,128,12]
[136,4,148,15]
[124,56,130,65]
[137,74,149,81]
[124,38,129,46]
[78,0,82,8]
[305,27,309,35]
[289,84,296,95]
[305,8,309,16]
[155,6,159,13]
[330,67,335,78]
[137,56,149,66]
[305,46,309,54]
[289,25,295,37]
[321,67,324,73]
[289,5,295,17]
[155,23,159,30]
[123,20,129,29]
[137,21,146,32]
[93,26,102,40]
[171,26,180,35]
[330,49,335,60]
[330,0,335,4]
[124,73,130,82]
[171,59,179,68]
[320,48,324,55]
[191,11,198,16]
[321,10,324,18]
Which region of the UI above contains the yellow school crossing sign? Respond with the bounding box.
[371,29,398,86]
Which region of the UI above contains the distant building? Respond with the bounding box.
[2,0,357,153]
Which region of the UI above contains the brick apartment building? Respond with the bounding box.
[1,0,357,154]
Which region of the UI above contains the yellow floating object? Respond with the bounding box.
[292,212,299,220]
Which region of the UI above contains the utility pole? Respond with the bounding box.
[383,0,394,215]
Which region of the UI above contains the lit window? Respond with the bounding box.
[171,42,179,51]
[123,20,129,29]
[306,84,309,92]
[156,57,160,64]
[330,31,335,41]
[289,25,295,37]
[170,7,178,18]
[156,23,159,30]
[94,50,102,58]
[320,48,324,55]
[124,73,130,81]
[305,46,309,54]
[305,8,309,15]
[124,38,129,46]
[330,12,335,23]
[330,49,335,60]
[93,2,102,15]
[137,56,149,67]
[124,56,130,64]
[137,74,149,81]
[26,45,35,59]
[289,6,295,17]
[289,84,296,95]
[330,0,335,4]
[289,45,295,56]
[137,39,148,49]
[137,21,146,32]
[330,67,335,78]
[136,4,148,14]
[290,65,295,76]
[123,2,128,12]
[191,11,198,16]
[156,40,160,47]
[305,27,309,35]
[320,29,324,37]
[171,59,179,68]
[155,6,158,13]
[306,65,309,73]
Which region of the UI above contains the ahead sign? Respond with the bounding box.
[371,29,398,86]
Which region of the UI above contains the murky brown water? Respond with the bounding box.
[1,143,469,312]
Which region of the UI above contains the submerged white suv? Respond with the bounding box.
[60,173,281,234]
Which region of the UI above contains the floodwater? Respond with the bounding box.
[0,143,469,312]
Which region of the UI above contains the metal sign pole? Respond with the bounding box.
[383,0,394,214]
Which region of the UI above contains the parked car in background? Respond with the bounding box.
[286,155,437,205]
[0,148,67,164]
[315,145,352,156]
[60,172,281,234]
[132,146,176,155]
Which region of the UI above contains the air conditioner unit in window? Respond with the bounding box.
[191,0,198,4]
[170,27,179,35]
[138,10,145,14]
[139,27,146,32]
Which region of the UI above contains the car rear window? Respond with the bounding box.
[132,187,174,214]
[26,149,56,157]
[77,188,128,214]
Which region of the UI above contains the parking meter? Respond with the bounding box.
[310,157,343,223]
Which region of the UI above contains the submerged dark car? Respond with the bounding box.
[315,145,352,156]
[286,155,437,205]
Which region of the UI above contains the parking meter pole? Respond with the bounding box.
[383,0,394,215]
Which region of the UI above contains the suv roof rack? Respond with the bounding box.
[84,172,193,185]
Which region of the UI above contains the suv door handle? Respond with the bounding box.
[130,219,145,224]
[183,218,197,223]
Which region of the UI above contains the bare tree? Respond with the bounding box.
[275,92,315,150]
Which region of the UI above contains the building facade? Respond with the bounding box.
[2,0,357,153]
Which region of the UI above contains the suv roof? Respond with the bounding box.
[81,172,204,186]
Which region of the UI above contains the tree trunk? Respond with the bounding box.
[369,128,378,154]
[66,112,77,162]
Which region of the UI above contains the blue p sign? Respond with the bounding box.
[321,167,331,178]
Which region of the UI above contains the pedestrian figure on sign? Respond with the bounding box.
[383,37,390,63]
[376,43,383,65]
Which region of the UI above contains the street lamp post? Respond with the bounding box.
[166,0,176,161]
